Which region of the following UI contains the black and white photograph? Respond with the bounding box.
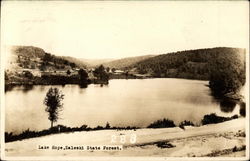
[0,0,249,160]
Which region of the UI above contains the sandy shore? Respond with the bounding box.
[5,118,246,157]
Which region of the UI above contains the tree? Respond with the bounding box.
[111,68,116,73]
[44,88,64,128]
[78,69,88,84]
[105,122,111,129]
[70,62,76,68]
[106,67,110,73]
[23,70,33,79]
[5,71,9,81]
[39,62,46,71]
[94,65,109,81]
[66,70,71,75]
[43,53,52,62]
[209,49,245,96]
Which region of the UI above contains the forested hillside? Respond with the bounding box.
[8,46,86,71]
[6,46,246,97]
[5,46,90,86]
[60,56,87,68]
[131,47,245,80]
[80,58,115,68]
[102,55,155,69]
[130,47,246,96]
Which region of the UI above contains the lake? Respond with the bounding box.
[5,78,240,134]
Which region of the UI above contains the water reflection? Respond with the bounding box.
[5,84,15,92]
[22,85,34,93]
[213,96,246,117]
[100,83,109,87]
[219,98,236,113]
[79,83,88,88]
[240,102,246,117]
[5,79,242,133]
[39,85,46,92]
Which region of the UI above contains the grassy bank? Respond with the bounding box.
[5,113,240,143]
[5,118,246,157]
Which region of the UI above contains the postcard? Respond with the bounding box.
[1,0,249,160]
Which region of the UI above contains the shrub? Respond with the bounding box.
[201,113,238,125]
[5,123,140,142]
[105,122,111,129]
[23,71,33,79]
[179,120,194,129]
[156,141,175,148]
[147,118,175,128]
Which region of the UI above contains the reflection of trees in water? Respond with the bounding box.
[218,97,245,117]
[240,102,245,117]
[79,83,88,89]
[219,98,236,113]
[209,89,245,117]
[5,84,34,93]
[100,83,109,87]
[209,93,237,113]
[22,85,34,93]
[39,85,45,92]
[5,84,15,92]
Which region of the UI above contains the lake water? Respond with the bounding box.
[5,78,240,134]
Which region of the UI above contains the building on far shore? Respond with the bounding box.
[113,70,124,74]
[19,69,42,77]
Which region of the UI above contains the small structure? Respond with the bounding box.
[133,73,152,79]
[20,69,41,77]
[114,70,124,74]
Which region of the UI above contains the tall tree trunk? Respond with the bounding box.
[51,121,53,128]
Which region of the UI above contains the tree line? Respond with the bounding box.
[131,47,246,96]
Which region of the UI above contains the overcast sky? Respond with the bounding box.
[1,1,249,59]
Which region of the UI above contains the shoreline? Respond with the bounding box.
[5,77,244,101]
[5,113,240,142]
[5,118,246,157]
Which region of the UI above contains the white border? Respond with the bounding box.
[0,1,249,161]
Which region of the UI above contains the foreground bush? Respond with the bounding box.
[147,118,176,128]
[179,120,195,129]
[201,113,238,125]
[5,124,138,143]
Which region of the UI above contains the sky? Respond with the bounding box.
[1,1,249,59]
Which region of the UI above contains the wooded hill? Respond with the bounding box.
[6,46,246,96]
[130,47,245,81]
[9,46,86,71]
[102,55,155,69]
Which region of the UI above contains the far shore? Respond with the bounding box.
[5,76,245,102]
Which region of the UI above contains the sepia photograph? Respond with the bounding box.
[0,0,249,160]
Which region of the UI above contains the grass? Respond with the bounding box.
[204,145,246,157]
[179,120,195,129]
[5,123,138,143]
[5,113,241,143]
